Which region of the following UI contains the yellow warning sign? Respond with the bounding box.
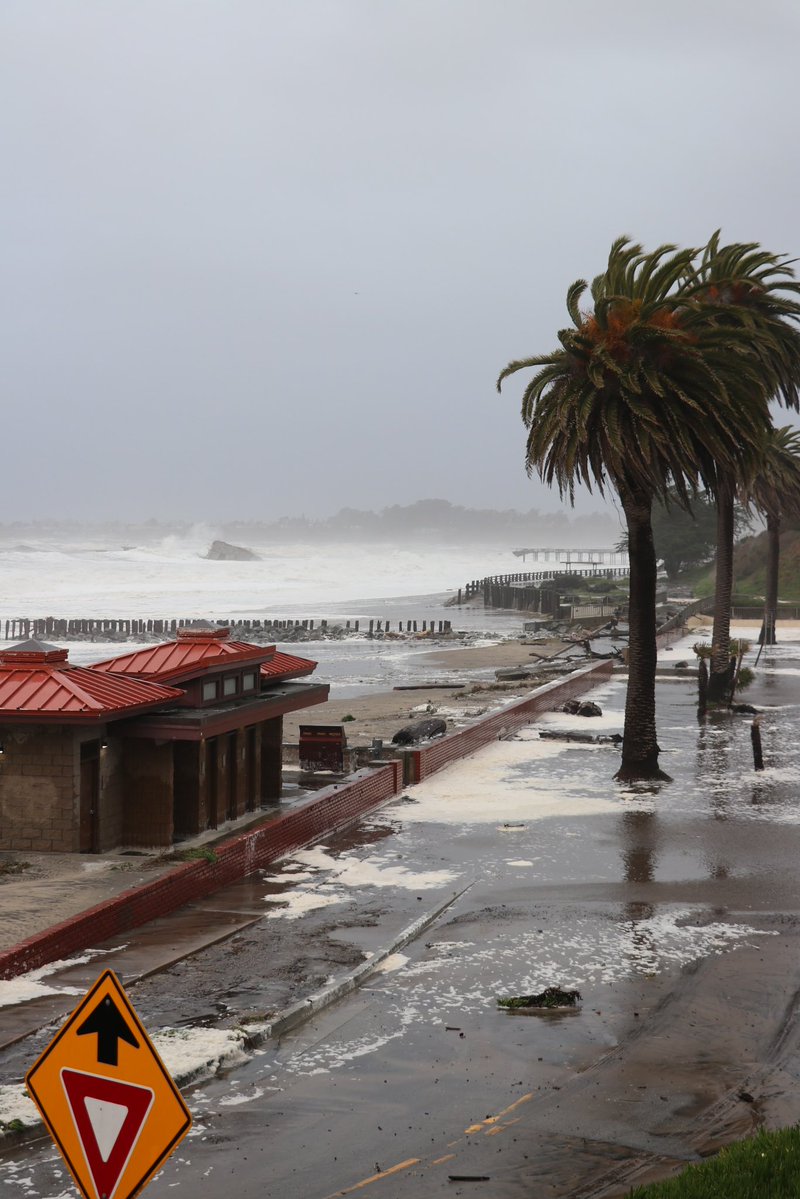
[26,970,191,1199]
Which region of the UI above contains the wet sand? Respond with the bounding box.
[283,617,800,748]
[282,636,575,746]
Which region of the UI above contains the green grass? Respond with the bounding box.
[627,1126,800,1197]
[170,846,218,864]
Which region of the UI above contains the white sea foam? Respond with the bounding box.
[374,952,410,974]
[0,537,519,619]
[394,736,625,826]
[264,890,347,919]
[0,950,109,1009]
[152,1026,250,1083]
[264,845,459,919]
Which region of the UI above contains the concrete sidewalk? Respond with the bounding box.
[0,796,307,953]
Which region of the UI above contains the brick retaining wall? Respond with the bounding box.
[410,661,613,782]
[0,760,402,980]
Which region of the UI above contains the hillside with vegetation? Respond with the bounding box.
[686,521,800,602]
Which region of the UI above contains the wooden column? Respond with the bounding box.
[260,717,283,804]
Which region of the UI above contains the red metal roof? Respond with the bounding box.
[0,641,183,720]
[260,651,318,682]
[90,627,272,684]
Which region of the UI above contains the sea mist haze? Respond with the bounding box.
[0,520,616,696]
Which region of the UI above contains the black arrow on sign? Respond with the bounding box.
[76,995,139,1066]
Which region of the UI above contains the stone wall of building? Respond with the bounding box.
[0,724,78,852]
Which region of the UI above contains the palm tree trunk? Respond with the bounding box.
[615,487,670,782]
[708,479,735,703]
[762,512,780,645]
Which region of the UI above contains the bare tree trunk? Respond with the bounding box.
[614,487,670,782]
[708,479,735,703]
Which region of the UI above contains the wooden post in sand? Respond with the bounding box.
[751,716,764,771]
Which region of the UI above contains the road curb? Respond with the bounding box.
[264,882,473,1040]
[0,884,472,1151]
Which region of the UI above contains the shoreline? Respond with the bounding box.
[282,636,582,747]
[282,617,800,748]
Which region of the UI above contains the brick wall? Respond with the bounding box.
[411,661,614,782]
[0,759,403,980]
[0,725,78,853]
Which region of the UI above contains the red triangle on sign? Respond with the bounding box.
[61,1069,155,1199]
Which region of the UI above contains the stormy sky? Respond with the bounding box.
[2,1,798,522]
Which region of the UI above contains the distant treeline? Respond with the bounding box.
[223,500,617,543]
[0,500,618,546]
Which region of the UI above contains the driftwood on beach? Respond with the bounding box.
[391,718,448,745]
[393,683,465,690]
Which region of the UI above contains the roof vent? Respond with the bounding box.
[176,622,230,642]
[0,639,69,665]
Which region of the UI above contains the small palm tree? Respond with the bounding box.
[498,237,774,782]
[748,426,800,645]
[682,236,800,699]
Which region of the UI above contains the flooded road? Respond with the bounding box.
[2,630,800,1197]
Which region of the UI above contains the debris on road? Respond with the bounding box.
[497,987,582,1010]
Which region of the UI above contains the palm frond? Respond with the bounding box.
[566,279,588,328]
[497,234,800,510]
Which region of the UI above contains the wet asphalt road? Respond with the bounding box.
[3,634,800,1197]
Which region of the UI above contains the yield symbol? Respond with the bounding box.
[62,1069,154,1199]
[26,971,191,1199]
[77,996,139,1067]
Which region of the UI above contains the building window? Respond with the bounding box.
[223,676,238,697]
[242,671,256,692]
[202,680,218,702]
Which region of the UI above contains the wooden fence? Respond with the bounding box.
[3,616,453,641]
[454,568,628,607]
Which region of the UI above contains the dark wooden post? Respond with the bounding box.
[751,716,764,771]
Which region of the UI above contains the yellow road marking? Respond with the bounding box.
[466,1092,534,1134]
[325,1158,420,1197]
[497,1092,534,1118]
[331,1091,534,1196]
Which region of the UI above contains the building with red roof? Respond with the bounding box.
[0,626,328,854]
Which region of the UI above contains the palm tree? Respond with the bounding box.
[682,237,800,700]
[748,426,800,646]
[497,237,774,782]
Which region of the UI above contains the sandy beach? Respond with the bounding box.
[282,635,580,746]
[282,616,794,748]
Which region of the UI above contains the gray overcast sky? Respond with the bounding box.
[2,0,798,522]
